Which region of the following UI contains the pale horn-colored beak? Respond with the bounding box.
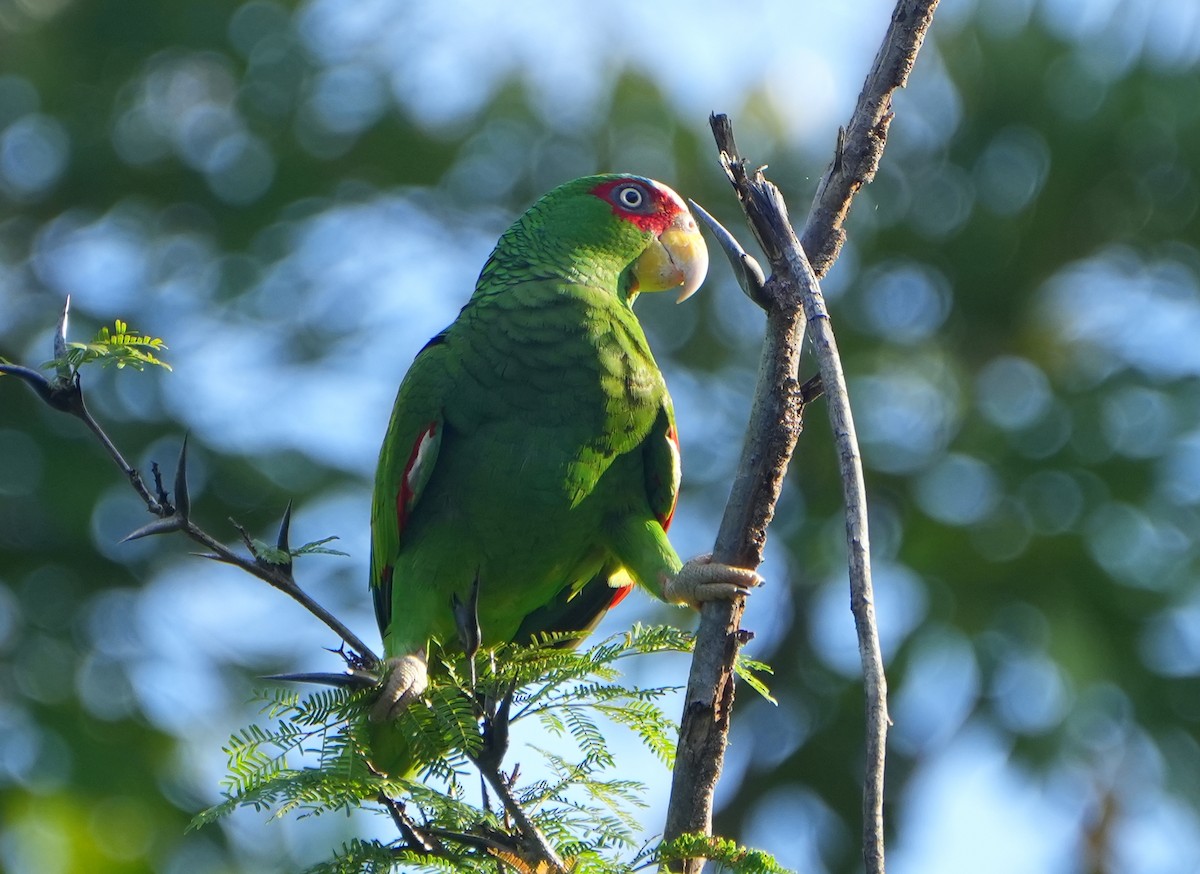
[631,207,710,303]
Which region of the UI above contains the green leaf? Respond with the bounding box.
[293,536,350,557]
[734,655,777,705]
[253,533,348,566]
[252,535,349,565]
[45,318,172,373]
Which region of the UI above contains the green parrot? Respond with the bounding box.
[368,174,760,768]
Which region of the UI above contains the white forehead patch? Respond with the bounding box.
[649,179,688,213]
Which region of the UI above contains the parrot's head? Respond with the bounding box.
[482,174,709,304]
[583,175,709,303]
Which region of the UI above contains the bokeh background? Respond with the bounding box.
[4,0,1200,871]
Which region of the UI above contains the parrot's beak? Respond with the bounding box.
[631,209,710,303]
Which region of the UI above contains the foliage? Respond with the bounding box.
[49,319,172,374]
[653,833,793,874]
[190,624,784,873]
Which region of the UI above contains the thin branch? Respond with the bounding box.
[802,0,942,279]
[181,515,380,666]
[665,1,939,871]
[798,250,889,874]
[468,751,568,874]
[379,793,538,865]
[379,793,444,855]
[3,310,381,668]
[1,363,169,513]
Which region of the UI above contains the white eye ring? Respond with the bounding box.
[617,185,645,209]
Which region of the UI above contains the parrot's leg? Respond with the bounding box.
[661,554,762,607]
[369,651,429,722]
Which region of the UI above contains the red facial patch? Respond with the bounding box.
[590,177,681,235]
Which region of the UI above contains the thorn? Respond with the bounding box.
[189,551,237,564]
[687,198,769,310]
[54,296,71,379]
[173,436,190,521]
[0,362,55,403]
[274,501,294,570]
[264,671,380,689]
[121,515,185,542]
[277,501,293,552]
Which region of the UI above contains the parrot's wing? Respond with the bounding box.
[512,399,681,645]
[643,401,681,532]
[370,333,449,637]
[510,559,633,647]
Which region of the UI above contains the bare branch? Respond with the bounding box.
[664,126,809,871]
[802,0,942,279]
[665,2,939,870]
[785,224,891,874]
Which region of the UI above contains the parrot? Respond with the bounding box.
[367,174,761,772]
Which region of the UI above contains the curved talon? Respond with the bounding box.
[369,652,429,722]
[662,554,763,607]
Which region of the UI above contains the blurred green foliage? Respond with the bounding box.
[3,1,1200,872]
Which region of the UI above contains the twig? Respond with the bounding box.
[775,215,890,874]
[468,751,567,874]
[178,513,380,666]
[379,793,540,865]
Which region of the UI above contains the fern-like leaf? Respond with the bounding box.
[653,833,794,874]
[198,626,779,874]
[48,319,171,372]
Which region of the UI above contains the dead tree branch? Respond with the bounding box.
[664,2,939,872]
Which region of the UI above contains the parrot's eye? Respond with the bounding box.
[614,184,647,211]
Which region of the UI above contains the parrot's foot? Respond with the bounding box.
[369,652,429,723]
[661,554,762,607]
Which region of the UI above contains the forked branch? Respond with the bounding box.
[664,2,940,872]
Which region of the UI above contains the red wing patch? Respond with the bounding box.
[660,424,681,531]
[396,419,440,535]
[608,584,634,609]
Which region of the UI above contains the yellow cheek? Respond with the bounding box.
[631,239,685,293]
